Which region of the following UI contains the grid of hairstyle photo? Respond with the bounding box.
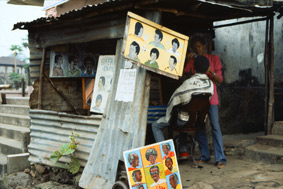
[123,139,182,189]
[49,51,97,78]
[90,55,115,114]
[123,12,188,79]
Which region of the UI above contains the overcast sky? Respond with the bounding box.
[0,0,44,59]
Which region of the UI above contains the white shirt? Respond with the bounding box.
[150,178,166,187]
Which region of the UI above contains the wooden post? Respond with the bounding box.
[38,48,46,109]
[264,18,270,135]
[21,78,25,97]
[267,15,275,135]
[14,52,17,73]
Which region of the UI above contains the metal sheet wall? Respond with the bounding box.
[80,12,162,188]
[28,109,102,168]
[79,39,151,189]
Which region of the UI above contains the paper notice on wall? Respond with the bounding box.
[115,69,136,102]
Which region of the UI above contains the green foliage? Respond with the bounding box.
[50,151,62,164]
[23,64,30,69]
[69,157,80,174]
[9,72,23,83]
[10,37,29,63]
[10,45,23,53]
[50,131,80,174]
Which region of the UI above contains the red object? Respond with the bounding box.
[184,54,223,105]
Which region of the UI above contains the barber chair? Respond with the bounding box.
[168,93,211,166]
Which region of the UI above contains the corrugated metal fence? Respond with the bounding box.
[28,109,102,168]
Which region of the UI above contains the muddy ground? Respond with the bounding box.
[2,155,283,189]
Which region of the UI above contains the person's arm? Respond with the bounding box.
[207,55,223,84]
[208,67,222,84]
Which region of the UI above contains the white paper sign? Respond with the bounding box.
[115,69,136,102]
[90,55,115,114]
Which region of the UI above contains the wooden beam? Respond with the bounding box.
[135,5,210,19]
[264,18,270,135]
[267,15,274,135]
[213,17,267,29]
[38,48,45,109]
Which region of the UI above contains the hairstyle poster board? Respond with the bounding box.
[49,51,97,78]
[123,139,182,189]
[82,78,95,109]
[90,55,115,114]
[122,12,189,80]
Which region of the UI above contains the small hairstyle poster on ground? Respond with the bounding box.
[90,55,115,114]
[122,12,189,80]
[49,51,97,78]
[123,139,182,189]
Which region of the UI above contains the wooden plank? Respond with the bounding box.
[30,18,126,48]
[38,48,46,109]
[267,15,274,135]
[264,18,270,135]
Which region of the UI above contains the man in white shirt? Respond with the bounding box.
[149,166,166,187]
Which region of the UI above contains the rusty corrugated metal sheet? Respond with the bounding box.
[12,0,129,31]
[79,39,151,188]
[28,109,102,168]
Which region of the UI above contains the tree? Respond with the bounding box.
[10,45,23,73]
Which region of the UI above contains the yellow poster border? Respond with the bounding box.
[122,12,189,80]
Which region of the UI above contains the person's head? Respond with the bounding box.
[145,148,157,165]
[128,153,139,167]
[135,22,143,37]
[194,55,210,74]
[132,170,142,182]
[169,56,177,70]
[162,143,171,155]
[83,56,95,74]
[150,48,159,62]
[137,185,145,189]
[55,54,63,65]
[95,94,102,108]
[149,166,160,182]
[169,174,179,188]
[68,55,79,69]
[171,38,180,52]
[165,157,173,171]
[129,41,140,57]
[154,29,163,44]
[98,76,105,89]
[190,36,206,56]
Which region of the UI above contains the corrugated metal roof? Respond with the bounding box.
[7,0,44,6]
[0,56,26,66]
[13,0,127,30]
[13,0,282,31]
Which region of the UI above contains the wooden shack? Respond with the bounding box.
[13,0,283,188]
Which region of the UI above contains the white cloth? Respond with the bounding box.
[150,178,167,187]
[168,48,180,57]
[157,73,214,124]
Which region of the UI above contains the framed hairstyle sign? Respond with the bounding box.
[90,55,115,114]
[123,139,182,189]
[122,12,189,80]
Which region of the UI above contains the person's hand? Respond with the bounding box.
[207,67,214,75]
[187,52,196,59]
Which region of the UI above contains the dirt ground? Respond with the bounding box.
[2,155,283,189]
[179,156,283,189]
